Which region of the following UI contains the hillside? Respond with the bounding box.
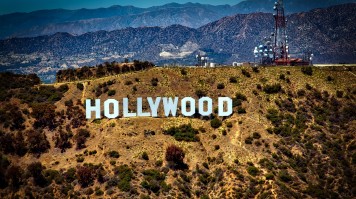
[0,66,355,198]
[1,3,355,83]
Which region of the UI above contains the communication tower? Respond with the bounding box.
[273,0,289,64]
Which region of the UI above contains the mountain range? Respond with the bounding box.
[0,3,355,83]
[0,0,355,39]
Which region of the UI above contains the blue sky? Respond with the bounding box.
[0,0,244,15]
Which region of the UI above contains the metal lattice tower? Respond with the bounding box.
[273,0,289,61]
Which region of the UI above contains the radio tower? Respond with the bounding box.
[273,0,289,64]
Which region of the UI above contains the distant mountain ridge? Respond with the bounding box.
[0,3,355,82]
[0,0,355,39]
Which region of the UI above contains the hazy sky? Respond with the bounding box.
[0,0,244,15]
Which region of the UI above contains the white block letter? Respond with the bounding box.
[86,99,101,119]
[199,97,213,116]
[181,97,195,117]
[104,99,119,119]
[148,97,161,117]
[218,97,233,116]
[123,98,137,118]
[163,97,179,117]
[137,97,151,117]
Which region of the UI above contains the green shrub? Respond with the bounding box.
[278,170,292,182]
[217,83,225,89]
[247,166,259,176]
[263,83,282,94]
[151,78,159,86]
[181,69,187,75]
[124,80,133,85]
[77,83,84,91]
[326,76,334,81]
[279,74,286,80]
[108,90,116,96]
[77,156,84,162]
[142,152,149,160]
[336,90,343,98]
[95,189,104,196]
[253,132,261,139]
[155,160,163,167]
[114,165,133,192]
[210,118,222,129]
[195,89,207,98]
[301,66,313,76]
[265,173,274,180]
[242,69,251,78]
[237,107,246,114]
[108,150,120,158]
[229,77,238,83]
[141,169,170,194]
[245,137,253,144]
[163,124,199,142]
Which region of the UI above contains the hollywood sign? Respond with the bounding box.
[86,97,233,119]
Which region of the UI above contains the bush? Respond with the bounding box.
[253,132,261,139]
[155,160,163,167]
[6,165,23,188]
[76,165,95,187]
[75,129,90,149]
[217,83,225,89]
[301,66,313,76]
[108,150,120,158]
[26,129,50,154]
[242,69,251,78]
[265,173,274,180]
[263,83,282,94]
[247,166,259,176]
[237,107,246,114]
[27,162,47,187]
[229,77,238,83]
[279,74,286,80]
[114,165,133,192]
[297,89,306,97]
[252,67,259,73]
[142,152,149,160]
[31,103,57,130]
[76,83,84,91]
[278,170,292,182]
[165,145,185,165]
[53,130,72,153]
[326,76,334,82]
[151,78,159,86]
[141,169,169,194]
[226,122,233,128]
[108,90,116,96]
[163,124,199,142]
[336,90,343,98]
[245,137,253,144]
[181,69,187,75]
[210,118,222,129]
[195,89,207,98]
[124,80,133,85]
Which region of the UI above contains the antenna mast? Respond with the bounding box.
[273,0,289,63]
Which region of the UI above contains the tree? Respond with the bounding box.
[210,118,222,129]
[26,129,50,154]
[165,145,186,169]
[27,162,47,187]
[76,165,95,187]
